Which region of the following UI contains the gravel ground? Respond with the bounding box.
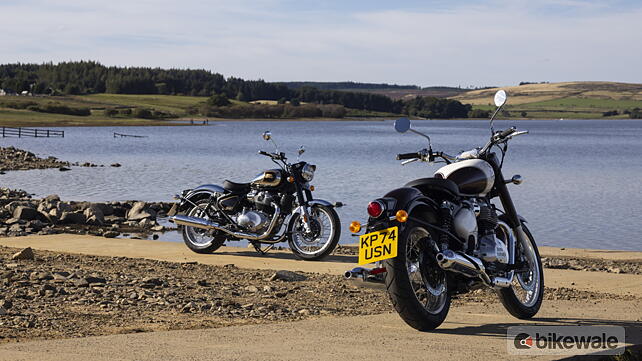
[0,246,637,344]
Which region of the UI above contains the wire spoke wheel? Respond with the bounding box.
[406,227,447,315]
[181,199,226,254]
[287,204,340,260]
[511,232,541,307]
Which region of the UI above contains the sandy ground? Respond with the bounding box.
[0,234,640,360]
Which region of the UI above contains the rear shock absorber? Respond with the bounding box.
[439,201,454,250]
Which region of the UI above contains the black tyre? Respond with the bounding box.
[383,224,450,331]
[497,223,544,319]
[181,199,226,254]
[287,204,340,261]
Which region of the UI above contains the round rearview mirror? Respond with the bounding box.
[394,117,411,133]
[262,131,272,141]
[494,90,507,107]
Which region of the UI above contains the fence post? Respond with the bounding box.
[47,130,50,137]
[18,128,21,138]
[2,127,4,137]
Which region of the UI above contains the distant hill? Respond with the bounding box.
[451,81,642,119]
[452,81,642,105]
[276,82,472,99]
[275,81,419,91]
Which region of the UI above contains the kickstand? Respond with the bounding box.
[251,242,274,255]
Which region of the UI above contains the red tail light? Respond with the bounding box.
[367,201,385,218]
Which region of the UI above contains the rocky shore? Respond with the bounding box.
[0,188,174,238]
[0,146,114,172]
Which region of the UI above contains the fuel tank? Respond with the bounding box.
[250,169,283,188]
[434,159,495,196]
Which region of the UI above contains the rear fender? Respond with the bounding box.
[368,187,439,232]
[179,184,226,212]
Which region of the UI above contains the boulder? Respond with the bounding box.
[59,211,86,224]
[90,203,114,216]
[84,206,105,225]
[12,247,35,260]
[103,231,119,238]
[126,202,156,220]
[44,194,61,203]
[13,206,41,221]
[57,202,72,213]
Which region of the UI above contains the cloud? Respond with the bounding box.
[0,0,640,86]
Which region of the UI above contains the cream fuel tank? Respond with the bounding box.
[434,159,495,197]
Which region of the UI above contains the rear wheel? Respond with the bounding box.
[497,223,543,319]
[383,224,450,331]
[181,199,226,254]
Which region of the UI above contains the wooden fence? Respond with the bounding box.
[1,127,64,138]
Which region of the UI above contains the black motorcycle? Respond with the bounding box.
[168,131,341,260]
[347,90,543,330]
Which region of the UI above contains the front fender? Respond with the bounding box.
[307,199,334,208]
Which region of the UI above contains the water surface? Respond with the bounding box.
[1,119,640,251]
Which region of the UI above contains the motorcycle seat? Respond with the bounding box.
[223,180,251,193]
[405,177,460,200]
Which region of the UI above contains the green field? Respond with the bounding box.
[472,97,641,119]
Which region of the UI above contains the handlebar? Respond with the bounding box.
[498,127,517,139]
[396,152,420,160]
[258,150,285,161]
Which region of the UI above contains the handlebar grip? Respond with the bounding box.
[499,127,516,138]
[397,152,419,160]
[258,150,270,156]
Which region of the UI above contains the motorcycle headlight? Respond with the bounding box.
[301,164,316,182]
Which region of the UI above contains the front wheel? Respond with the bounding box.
[287,204,340,261]
[383,224,450,331]
[497,223,544,319]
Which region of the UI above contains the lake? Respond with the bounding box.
[1,119,641,251]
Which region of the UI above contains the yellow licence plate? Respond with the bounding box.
[358,226,398,265]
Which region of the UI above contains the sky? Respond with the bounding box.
[1,0,641,87]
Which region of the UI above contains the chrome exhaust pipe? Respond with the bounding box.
[169,205,281,241]
[436,250,486,279]
[436,250,511,288]
[344,267,369,280]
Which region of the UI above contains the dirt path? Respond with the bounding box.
[0,301,639,361]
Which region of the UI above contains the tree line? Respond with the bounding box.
[0,61,474,119]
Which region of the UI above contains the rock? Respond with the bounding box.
[269,270,308,282]
[151,225,164,232]
[138,218,155,228]
[245,285,259,293]
[59,167,71,171]
[126,202,156,221]
[8,224,23,233]
[13,206,41,221]
[73,278,90,287]
[59,211,86,224]
[26,220,45,231]
[262,285,273,292]
[91,203,114,216]
[608,267,624,274]
[53,272,70,281]
[103,231,119,238]
[12,247,35,260]
[196,279,209,287]
[84,206,105,225]
[86,276,107,284]
[1,299,12,309]
[0,307,6,315]
[181,301,196,313]
[44,194,61,203]
[110,163,122,167]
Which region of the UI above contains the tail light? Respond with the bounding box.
[367,200,385,218]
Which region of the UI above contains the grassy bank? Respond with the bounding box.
[454,81,642,119]
[0,94,393,127]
